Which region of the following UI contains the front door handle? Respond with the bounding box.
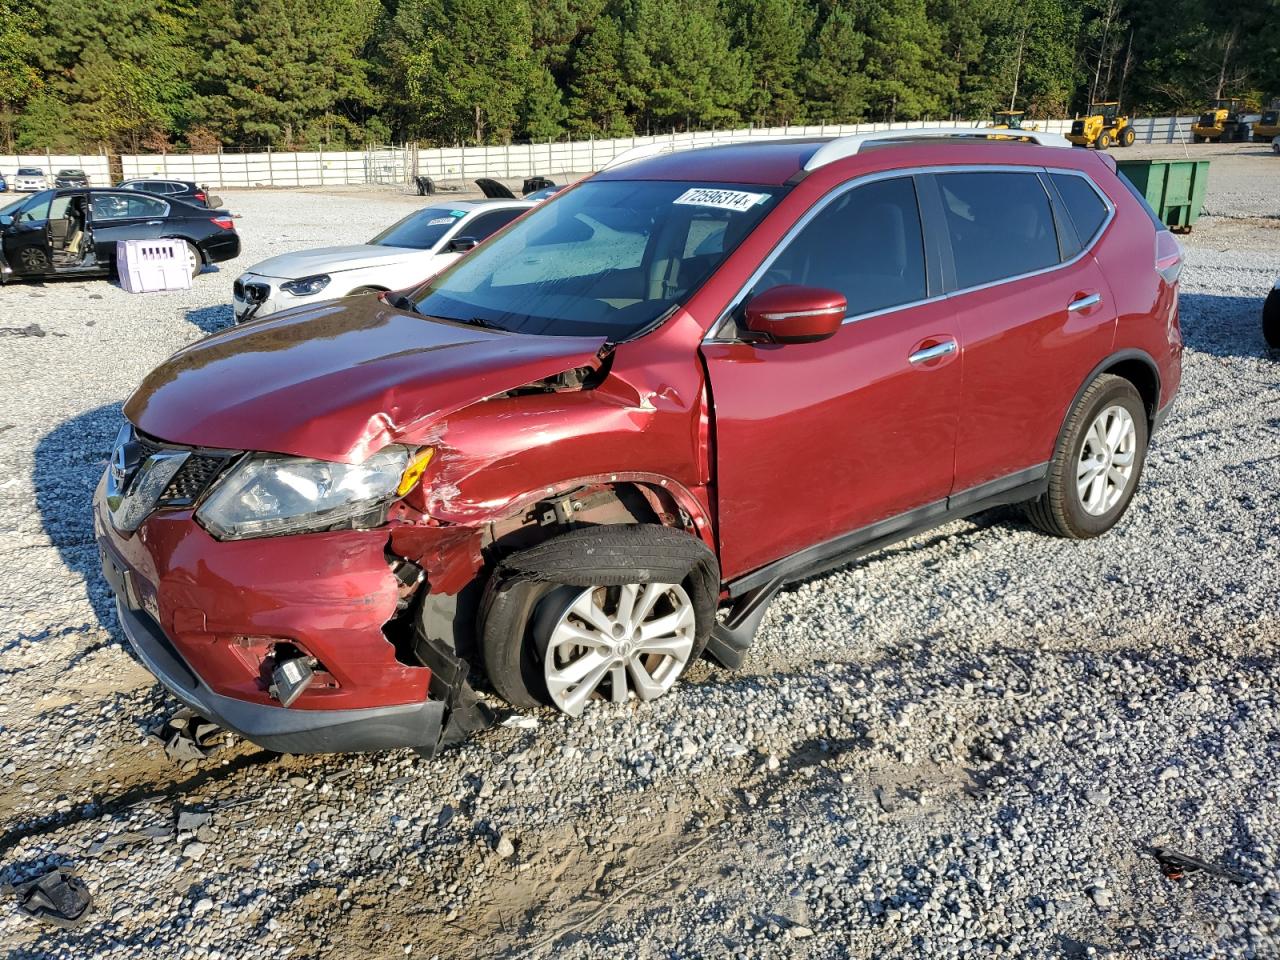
[146,220,163,226]
[1067,292,1102,312]
[908,338,958,365]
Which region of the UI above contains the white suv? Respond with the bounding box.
[233,199,533,322]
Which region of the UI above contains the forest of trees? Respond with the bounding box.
[1,0,1278,153]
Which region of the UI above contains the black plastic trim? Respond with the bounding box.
[726,464,1048,598]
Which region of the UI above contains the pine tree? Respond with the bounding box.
[802,2,870,122]
[732,0,815,125]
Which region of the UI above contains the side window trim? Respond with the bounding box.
[1040,172,1083,262]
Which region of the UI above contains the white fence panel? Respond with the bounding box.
[0,154,111,186]
[70,115,1207,191]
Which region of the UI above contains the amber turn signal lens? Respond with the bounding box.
[397,448,435,496]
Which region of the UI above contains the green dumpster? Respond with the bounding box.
[1116,158,1210,233]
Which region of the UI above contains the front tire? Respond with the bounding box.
[479,524,718,715]
[1025,374,1149,539]
[1264,289,1280,349]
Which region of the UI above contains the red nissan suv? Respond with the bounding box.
[94,129,1183,755]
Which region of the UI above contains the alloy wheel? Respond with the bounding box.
[540,582,695,717]
[1076,404,1137,515]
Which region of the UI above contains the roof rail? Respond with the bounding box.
[803,127,1072,171]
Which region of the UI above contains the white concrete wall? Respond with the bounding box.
[0,154,111,186]
[0,117,1207,191]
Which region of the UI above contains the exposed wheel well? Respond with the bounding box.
[1100,356,1159,426]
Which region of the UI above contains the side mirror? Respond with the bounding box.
[743,285,846,343]
[447,236,478,253]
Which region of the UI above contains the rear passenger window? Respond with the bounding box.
[938,172,1059,288]
[751,176,927,317]
[1050,173,1108,245]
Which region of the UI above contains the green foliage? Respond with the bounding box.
[8,0,1280,150]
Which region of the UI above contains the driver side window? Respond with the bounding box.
[750,176,927,318]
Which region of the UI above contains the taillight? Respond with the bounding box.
[1155,230,1183,284]
[195,192,206,202]
[210,216,234,230]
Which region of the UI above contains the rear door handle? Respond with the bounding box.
[146,220,163,226]
[1067,293,1102,312]
[908,339,958,365]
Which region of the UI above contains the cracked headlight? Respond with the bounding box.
[196,447,410,540]
[280,274,331,297]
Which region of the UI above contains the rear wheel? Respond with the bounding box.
[1192,134,1205,143]
[1096,131,1112,150]
[1025,374,1149,539]
[1264,289,1280,349]
[1120,126,1136,147]
[184,241,202,277]
[479,524,718,715]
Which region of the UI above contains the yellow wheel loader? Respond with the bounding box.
[1067,102,1136,149]
[1252,99,1280,142]
[1190,98,1250,142]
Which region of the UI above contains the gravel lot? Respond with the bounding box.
[1,144,1279,960]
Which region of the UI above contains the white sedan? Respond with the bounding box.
[233,199,533,322]
[12,168,48,192]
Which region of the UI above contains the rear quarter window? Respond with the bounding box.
[938,172,1060,288]
[1050,173,1110,246]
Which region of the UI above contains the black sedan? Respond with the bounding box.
[117,178,216,208]
[54,169,90,188]
[0,188,239,282]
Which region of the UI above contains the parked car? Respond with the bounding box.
[1265,278,1280,347]
[232,198,532,322]
[0,188,239,282]
[95,129,1182,756]
[0,173,7,193]
[12,168,48,192]
[117,178,216,208]
[54,169,90,188]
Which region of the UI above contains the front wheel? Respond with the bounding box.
[1025,374,1149,539]
[1264,289,1280,349]
[479,524,718,716]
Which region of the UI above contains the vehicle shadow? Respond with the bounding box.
[185,304,235,335]
[1179,291,1272,359]
[32,401,124,632]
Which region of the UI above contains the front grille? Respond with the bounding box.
[1071,120,1084,136]
[233,279,244,299]
[1198,113,1216,126]
[243,282,270,304]
[162,454,231,504]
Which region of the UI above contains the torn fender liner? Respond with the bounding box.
[493,523,721,648]
[6,868,92,929]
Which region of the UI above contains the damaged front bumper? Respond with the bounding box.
[93,474,481,755]
[111,594,446,754]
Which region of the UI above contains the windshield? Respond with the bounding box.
[370,207,469,250]
[406,180,783,339]
[58,169,84,176]
[17,168,42,176]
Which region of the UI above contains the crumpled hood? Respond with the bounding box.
[124,299,606,463]
[247,244,426,278]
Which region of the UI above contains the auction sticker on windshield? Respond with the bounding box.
[673,188,770,212]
